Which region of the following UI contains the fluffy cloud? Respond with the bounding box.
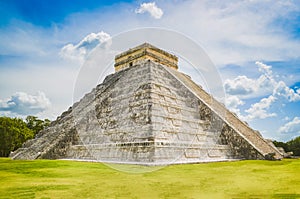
[279,117,300,135]
[245,95,277,120]
[225,95,244,115]
[273,81,300,102]
[256,61,272,77]
[224,62,275,97]
[0,92,51,115]
[224,76,257,95]
[60,31,111,63]
[224,61,300,121]
[135,2,163,19]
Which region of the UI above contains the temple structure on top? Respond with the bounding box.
[114,43,178,72]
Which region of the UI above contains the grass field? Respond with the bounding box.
[0,158,300,199]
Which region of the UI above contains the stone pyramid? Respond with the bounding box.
[11,43,283,164]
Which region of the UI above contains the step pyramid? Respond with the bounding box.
[10,43,283,164]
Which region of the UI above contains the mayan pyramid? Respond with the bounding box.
[10,43,283,164]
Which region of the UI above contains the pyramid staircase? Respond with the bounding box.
[163,66,283,160]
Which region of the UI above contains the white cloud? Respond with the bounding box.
[279,117,300,135]
[256,61,272,77]
[135,2,163,19]
[0,91,51,115]
[60,31,111,63]
[245,95,277,120]
[224,76,256,95]
[225,61,300,121]
[273,81,300,102]
[225,95,244,115]
[224,62,275,97]
[224,61,300,100]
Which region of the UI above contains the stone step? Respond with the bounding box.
[163,65,283,160]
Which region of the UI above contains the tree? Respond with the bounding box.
[25,116,51,135]
[0,117,34,157]
[273,140,289,153]
[273,136,300,156]
[287,137,300,156]
[0,116,51,157]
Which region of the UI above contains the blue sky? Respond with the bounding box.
[0,0,133,27]
[0,0,300,141]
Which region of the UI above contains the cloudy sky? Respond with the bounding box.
[0,0,299,141]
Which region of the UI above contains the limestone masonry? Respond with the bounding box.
[10,43,283,164]
[114,43,178,72]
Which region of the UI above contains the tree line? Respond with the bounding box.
[273,137,300,156]
[0,116,50,157]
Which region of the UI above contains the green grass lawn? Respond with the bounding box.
[0,158,300,199]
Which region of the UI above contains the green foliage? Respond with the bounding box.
[25,116,51,135]
[0,116,51,157]
[273,140,289,152]
[0,158,299,198]
[0,117,34,157]
[273,136,300,156]
[287,136,300,156]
